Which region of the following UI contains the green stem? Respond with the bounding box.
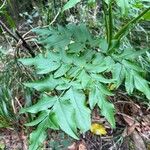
[114,7,150,40]
[108,1,113,48]
[102,0,113,49]
[108,7,150,54]
[102,0,109,42]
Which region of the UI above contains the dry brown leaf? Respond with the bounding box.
[115,101,141,116]
[131,130,146,150]
[122,114,135,126]
[68,141,87,150]
[127,124,137,136]
[78,142,87,150]
[68,142,77,150]
[142,114,150,125]
[122,127,128,137]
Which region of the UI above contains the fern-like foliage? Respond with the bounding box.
[19,24,149,150]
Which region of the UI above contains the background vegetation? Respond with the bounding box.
[0,0,150,150]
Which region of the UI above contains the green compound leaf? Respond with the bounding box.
[34,24,92,51]
[68,42,85,53]
[118,48,148,60]
[77,69,91,88]
[64,88,91,132]
[54,64,71,78]
[89,85,115,128]
[29,118,48,150]
[125,69,134,95]
[32,27,55,36]
[19,51,61,74]
[25,111,49,126]
[122,60,144,72]
[90,74,115,84]
[24,75,63,92]
[116,0,130,15]
[48,111,60,130]
[18,17,150,150]
[53,99,78,139]
[133,71,150,100]
[20,94,57,113]
[63,0,81,11]
[89,86,99,109]
[122,59,150,99]
[98,94,116,128]
[112,63,125,88]
[68,23,92,43]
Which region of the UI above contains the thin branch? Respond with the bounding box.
[50,9,60,25]
[15,30,35,57]
[0,19,35,57]
[0,20,19,41]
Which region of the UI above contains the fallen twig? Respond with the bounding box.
[0,20,35,57]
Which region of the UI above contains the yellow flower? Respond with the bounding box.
[90,123,107,135]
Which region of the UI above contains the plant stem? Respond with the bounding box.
[114,7,150,40]
[108,0,113,48]
[102,0,109,42]
[102,0,113,49]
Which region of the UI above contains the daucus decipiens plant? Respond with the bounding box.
[19,1,150,149]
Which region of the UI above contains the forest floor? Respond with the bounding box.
[0,92,150,150]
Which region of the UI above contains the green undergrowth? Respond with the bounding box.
[19,22,150,149]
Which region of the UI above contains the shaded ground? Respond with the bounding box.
[0,129,26,150]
